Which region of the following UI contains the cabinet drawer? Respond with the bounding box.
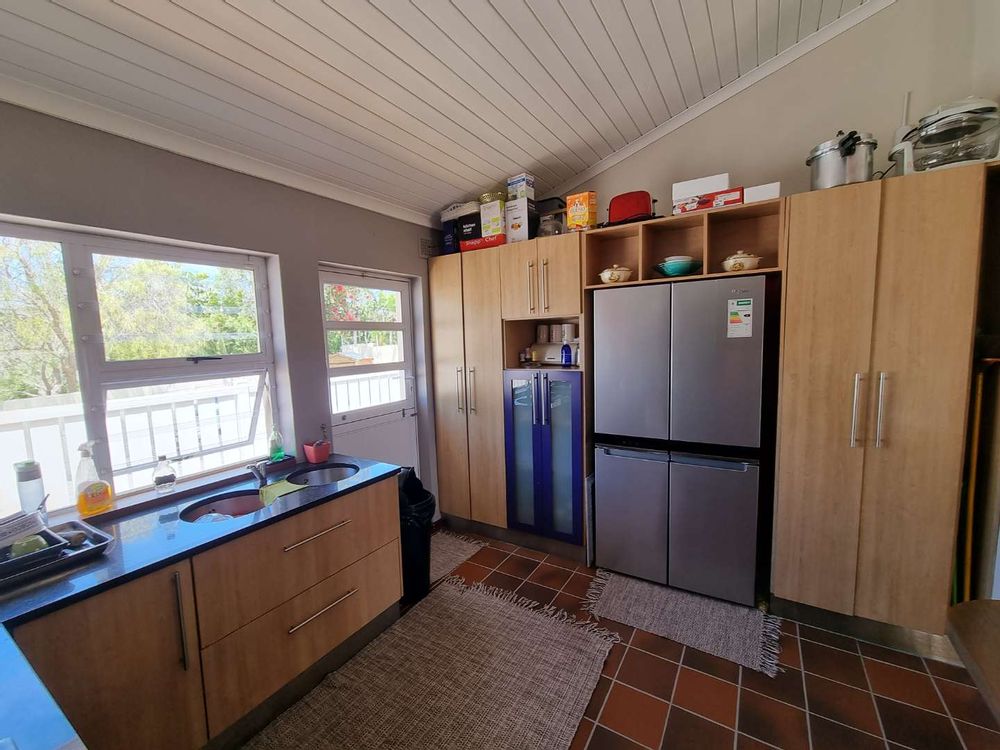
[193,477,398,646]
[202,539,401,736]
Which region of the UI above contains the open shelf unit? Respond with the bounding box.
[503,316,583,369]
[582,198,784,289]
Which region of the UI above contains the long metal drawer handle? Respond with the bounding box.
[541,372,549,425]
[541,258,550,310]
[283,518,353,552]
[531,372,539,425]
[469,367,477,413]
[288,588,358,635]
[172,571,190,671]
[850,372,863,448]
[875,372,887,448]
[527,260,535,312]
[456,367,464,412]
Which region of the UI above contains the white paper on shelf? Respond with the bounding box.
[672,173,730,201]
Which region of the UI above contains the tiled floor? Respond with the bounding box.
[448,536,1000,750]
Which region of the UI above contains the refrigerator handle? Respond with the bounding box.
[669,454,754,471]
[531,373,539,425]
[599,446,671,463]
[850,372,863,448]
[541,373,549,426]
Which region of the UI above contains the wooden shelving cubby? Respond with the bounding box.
[641,213,705,280]
[705,200,782,275]
[581,224,641,286]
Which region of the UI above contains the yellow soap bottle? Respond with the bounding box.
[75,441,114,517]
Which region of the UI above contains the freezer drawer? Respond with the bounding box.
[594,446,669,584]
[670,276,766,447]
[593,286,671,440]
[668,455,760,605]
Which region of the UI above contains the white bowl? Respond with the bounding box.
[599,265,632,284]
[663,255,694,263]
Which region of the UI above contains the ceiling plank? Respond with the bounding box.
[679,0,722,95]
[757,0,780,62]
[798,0,824,36]
[818,0,843,27]
[654,0,705,105]
[777,0,802,53]
[733,0,758,76]
[705,0,740,86]
[620,0,687,115]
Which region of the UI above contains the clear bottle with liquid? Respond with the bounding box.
[75,441,114,517]
[152,455,178,494]
[560,337,573,368]
[268,426,285,462]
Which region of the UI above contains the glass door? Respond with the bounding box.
[540,371,582,544]
[503,371,540,530]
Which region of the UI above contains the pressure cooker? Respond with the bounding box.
[806,130,877,190]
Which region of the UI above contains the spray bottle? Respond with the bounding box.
[75,441,114,517]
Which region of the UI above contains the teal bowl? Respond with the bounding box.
[655,259,702,277]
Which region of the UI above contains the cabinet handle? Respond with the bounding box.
[541,372,549,426]
[875,371,887,448]
[541,258,550,310]
[850,372,863,447]
[288,588,358,635]
[527,260,535,312]
[283,518,353,552]
[456,366,464,412]
[531,372,539,425]
[469,367,477,413]
[172,571,190,671]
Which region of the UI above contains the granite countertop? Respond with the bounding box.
[0,453,401,749]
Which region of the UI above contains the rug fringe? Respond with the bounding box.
[433,529,488,548]
[759,613,783,677]
[442,576,622,644]
[581,568,613,613]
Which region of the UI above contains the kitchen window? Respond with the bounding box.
[0,222,278,515]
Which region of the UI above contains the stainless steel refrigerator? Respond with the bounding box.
[592,275,777,606]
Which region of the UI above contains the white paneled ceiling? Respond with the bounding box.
[0,0,892,226]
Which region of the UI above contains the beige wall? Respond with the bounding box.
[563,0,978,205]
[0,102,441,492]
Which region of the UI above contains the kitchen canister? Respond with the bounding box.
[536,324,549,343]
[550,324,563,343]
[561,323,576,342]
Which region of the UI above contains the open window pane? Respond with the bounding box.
[322,282,401,323]
[0,235,84,514]
[326,330,403,368]
[94,254,261,361]
[329,370,406,415]
[105,374,269,493]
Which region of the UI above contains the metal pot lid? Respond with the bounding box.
[917,97,998,128]
[807,130,877,162]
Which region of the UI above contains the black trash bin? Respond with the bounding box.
[398,467,436,605]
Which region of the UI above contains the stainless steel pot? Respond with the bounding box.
[806,130,877,190]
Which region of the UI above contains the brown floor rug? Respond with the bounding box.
[246,579,617,749]
[429,530,486,582]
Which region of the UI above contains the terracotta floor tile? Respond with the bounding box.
[579,564,599,577]
[545,553,580,571]
[927,659,976,686]
[497,553,540,578]
[552,592,589,619]
[681,647,740,683]
[564,572,597,598]
[451,560,491,585]
[876,696,964,750]
[482,570,522,593]
[864,658,944,712]
[597,618,634,643]
[738,689,809,750]
[672,666,739,728]
[602,642,627,678]
[858,641,926,672]
[571,718,593,750]
[616,647,679,702]
[804,673,882,736]
[587,725,647,750]
[778,632,801,669]
[599,682,669,749]
[468,546,509,569]
[631,629,683,662]
[514,580,558,607]
[661,707,734,749]
[800,640,869,689]
[742,666,805,708]
[957,720,1000,750]
[528,562,573,590]
[781,620,798,636]
[487,539,518,552]
[936,678,1000,730]
[586,676,613,720]
[798,624,858,653]
[736,734,774,749]
[513,546,547,560]
[809,714,884,750]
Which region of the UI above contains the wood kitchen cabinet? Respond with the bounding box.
[499,234,581,318]
[14,561,207,750]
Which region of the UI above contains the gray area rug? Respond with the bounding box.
[584,570,781,676]
[430,530,486,582]
[247,579,617,750]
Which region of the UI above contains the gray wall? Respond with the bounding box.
[0,101,440,492]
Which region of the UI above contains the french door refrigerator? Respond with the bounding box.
[592,275,777,606]
[504,369,583,544]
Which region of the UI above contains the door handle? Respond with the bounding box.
[172,571,190,671]
[541,373,549,425]
[541,258,550,311]
[283,518,352,552]
[288,588,358,635]
[850,372,864,448]
[469,367,477,413]
[527,260,535,312]
[456,367,464,412]
[875,371,887,448]
[531,373,539,425]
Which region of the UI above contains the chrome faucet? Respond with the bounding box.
[246,460,269,488]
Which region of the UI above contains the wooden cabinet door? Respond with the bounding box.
[499,239,538,318]
[855,166,985,634]
[462,246,508,527]
[14,561,207,750]
[429,254,471,519]
[537,234,582,317]
[772,182,882,615]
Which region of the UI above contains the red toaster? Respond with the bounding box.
[606,190,657,226]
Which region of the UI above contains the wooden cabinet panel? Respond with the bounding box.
[14,561,207,750]
[538,234,581,317]
[193,477,399,645]
[429,254,471,519]
[855,166,985,634]
[202,540,401,736]
[499,239,538,318]
[462,246,507,527]
[772,182,881,614]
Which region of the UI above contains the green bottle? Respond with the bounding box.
[268,426,285,462]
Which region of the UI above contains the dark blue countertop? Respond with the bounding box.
[0,454,400,749]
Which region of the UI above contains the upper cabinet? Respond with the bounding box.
[500,235,581,319]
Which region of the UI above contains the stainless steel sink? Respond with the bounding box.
[181,491,264,522]
[285,463,360,486]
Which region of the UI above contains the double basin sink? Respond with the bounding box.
[180,463,359,523]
